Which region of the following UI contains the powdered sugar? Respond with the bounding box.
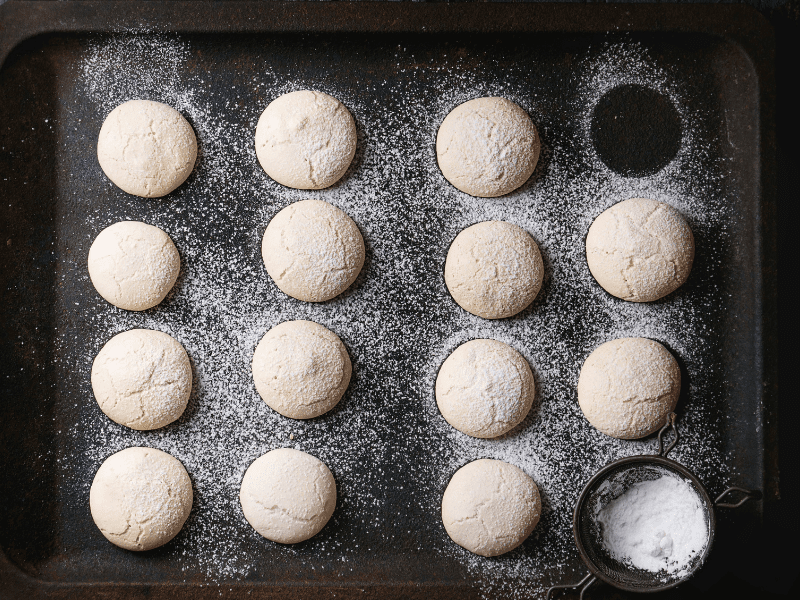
[47,33,736,597]
[594,469,709,579]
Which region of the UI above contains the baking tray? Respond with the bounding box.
[0,2,777,599]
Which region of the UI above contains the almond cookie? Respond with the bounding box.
[578,337,681,439]
[436,97,539,197]
[444,221,543,319]
[255,90,357,190]
[436,339,534,438]
[240,448,336,544]
[442,459,541,557]
[262,199,364,302]
[92,329,191,430]
[252,320,351,419]
[97,100,197,198]
[90,447,193,551]
[586,198,694,302]
[88,221,180,311]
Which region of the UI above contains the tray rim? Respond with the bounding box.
[0,1,778,598]
[0,0,778,66]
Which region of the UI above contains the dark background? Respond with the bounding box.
[0,1,795,598]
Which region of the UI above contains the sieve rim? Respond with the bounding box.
[572,454,717,593]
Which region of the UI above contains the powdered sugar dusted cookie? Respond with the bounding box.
[97,100,197,198]
[88,221,180,311]
[578,337,681,439]
[442,458,541,557]
[255,90,357,190]
[239,448,336,544]
[436,339,534,438]
[252,320,351,419]
[444,220,543,319]
[262,199,364,302]
[92,329,192,430]
[436,97,540,197]
[586,198,694,302]
[90,447,192,551]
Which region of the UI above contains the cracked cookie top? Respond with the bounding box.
[90,447,192,551]
[441,458,541,557]
[261,199,365,302]
[436,339,534,439]
[255,90,357,190]
[586,197,694,302]
[436,96,539,198]
[91,329,192,430]
[239,448,336,544]
[444,220,543,319]
[97,99,197,198]
[577,337,681,439]
[88,220,181,311]
[252,320,351,420]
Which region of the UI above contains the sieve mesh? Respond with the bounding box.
[575,459,714,592]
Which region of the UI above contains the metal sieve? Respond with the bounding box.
[547,413,761,599]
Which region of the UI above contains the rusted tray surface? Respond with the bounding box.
[0,2,777,599]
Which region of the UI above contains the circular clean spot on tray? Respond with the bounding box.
[591,84,681,177]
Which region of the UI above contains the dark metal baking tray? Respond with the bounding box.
[0,2,777,599]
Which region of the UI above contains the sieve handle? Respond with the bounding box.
[546,572,597,599]
[657,412,679,457]
[715,486,762,508]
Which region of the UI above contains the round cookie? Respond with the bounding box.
[436,97,540,197]
[442,459,541,557]
[444,221,543,319]
[92,329,192,430]
[88,221,180,311]
[239,448,336,544]
[255,90,357,190]
[97,100,197,198]
[578,337,681,439]
[252,320,351,419]
[262,199,364,302]
[436,339,534,438]
[586,198,694,302]
[90,447,192,551]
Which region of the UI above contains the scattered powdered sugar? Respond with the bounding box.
[594,469,709,579]
[48,33,736,597]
